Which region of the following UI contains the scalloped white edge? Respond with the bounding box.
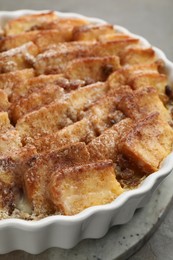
[0,10,173,254]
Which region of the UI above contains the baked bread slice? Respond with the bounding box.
[30,102,125,153]
[108,63,164,89]
[0,112,22,158]
[0,90,10,112]
[87,118,132,161]
[4,11,58,35]
[10,84,65,123]
[16,82,109,138]
[72,24,116,41]
[119,113,173,173]
[10,73,64,102]
[120,47,156,65]
[0,157,17,216]
[10,74,85,103]
[0,112,22,215]
[1,30,72,52]
[65,56,120,82]
[49,160,123,215]
[108,63,168,102]
[0,42,38,73]
[117,87,171,123]
[0,69,35,96]
[34,39,138,74]
[23,142,90,215]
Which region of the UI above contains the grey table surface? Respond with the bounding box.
[0,0,173,259]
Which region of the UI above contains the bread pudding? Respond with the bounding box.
[0,11,172,219]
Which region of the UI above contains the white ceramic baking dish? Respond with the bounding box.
[0,10,173,254]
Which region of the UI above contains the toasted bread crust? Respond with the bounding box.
[10,84,65,123]
[0,69,35,97]
[0,42,38,73]
[4,12,58,35]
[34,39,138,75]
[65,56,120,82]
[120,47,156,65]
[16,82,109,138]
[119,113,173,172]
[72,24,115,41]
[49,160,123,215]
[23,142,90,214]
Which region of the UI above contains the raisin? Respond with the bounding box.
[165,85,173,99]
[102,64,114,79]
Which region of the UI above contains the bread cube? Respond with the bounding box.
[72,24,115,41]
[107,63,159,89]
[4,11,58,35]
[29,87,128,153]
[94,38,139,56]
[23,142,90,215]
[31,92,126,153]
[34,39,137,75]
[65,56,120,82]
[16,82,108,139]
[49,160,123,215]
[0,69,34,96]
[117,87,171,123]
[0,30,73,52]
[119,113,173,173]
[0,158,17,214]
[32,118,94,153]
[26,17,89,41]
[0,119,22,159]
[129,72,167,97]
[34,42,92,75]
[10,84,65,123]
[87,118,132,161]
[0,112,11,130]
[10,74,63,102]
[0,90,10,112]
[87,86,131,135]
[0,31,40,51]
[121,47,156,65]
[0,42,38,73]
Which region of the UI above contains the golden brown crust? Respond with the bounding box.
[10,74,63,102]
[10,84,65,123]
[0,42,38,73]
[23,142,90,214]
[72,24,115,41]
[87,118,132,161]
[120,47,156,65]
[0,30,75,52]
[117,87,171,122]
[119,113,173,173]
[0,112,22,214]
[30,100,126,153]
[0,69,35,97]
[49,160,123,215]
[4,12,58,35]
[0,90,10,112]
[65,56,120,82]
[108,62,160,89]
[34,39,138,75]
[15,82,109,139]
[0,158,17,214]
[30,17,88,30]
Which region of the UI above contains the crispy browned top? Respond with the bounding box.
[0,11,172,218]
